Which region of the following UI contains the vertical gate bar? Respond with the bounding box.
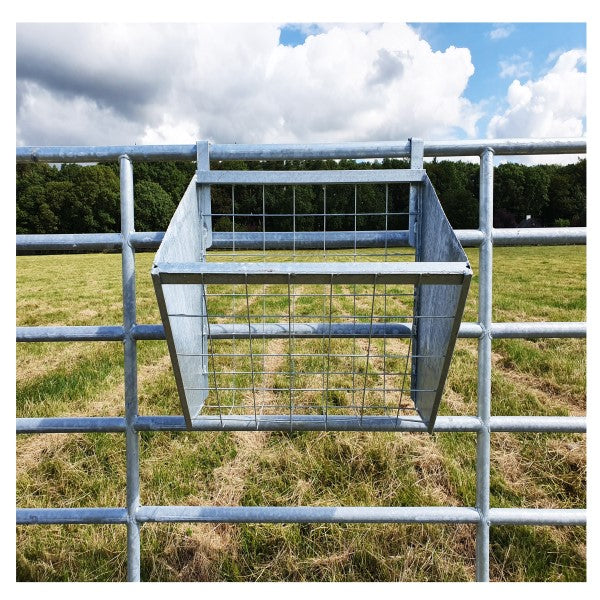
[476,147,494,581]
[120,154,141,582]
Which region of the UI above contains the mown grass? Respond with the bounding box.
[16,245,586,581]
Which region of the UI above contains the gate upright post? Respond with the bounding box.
[476,147,494,581]
[120,154,141,581]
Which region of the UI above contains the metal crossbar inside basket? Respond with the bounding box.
[151,140,472,432]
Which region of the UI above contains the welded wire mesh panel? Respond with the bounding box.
[207,179,414,263]
[178,277,420,425]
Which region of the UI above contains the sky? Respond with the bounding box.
[15,22,586,163]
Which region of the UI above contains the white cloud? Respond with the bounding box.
[487,49,586,163]
[499,55,532,79]
[489,25,514,41]
[17,23,481,146]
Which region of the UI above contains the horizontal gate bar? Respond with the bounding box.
[16,233,123,254]
[489,416,586,433]
[16,227,586,255]
[16,506,585,526]
[489,508,586,526]
[491,228,587,246]
[211,230,411,250]
[16,321,587,343]
[135,415,479,432]
[17,508,128,524]
[17,417,127,433]
[199,322,415,339]
[16,415,585,435]
[131,322,484,341]
[490,322,587,338]
[16,138,586,163]
[137,505,480,524]
[211,139,587,160]
[16,325,125,342]
[154,261,471,285]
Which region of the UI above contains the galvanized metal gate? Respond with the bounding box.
[16,138,587,582]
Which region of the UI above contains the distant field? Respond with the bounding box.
[16,245,586,582]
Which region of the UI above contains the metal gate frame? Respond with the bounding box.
[16,138,587,582]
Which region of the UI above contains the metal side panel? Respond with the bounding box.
[153,178,209,427]
[413,177,472,431]
[196,168,426,185]
[154,261,471,286]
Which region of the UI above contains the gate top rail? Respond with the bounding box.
[16,137,586,163]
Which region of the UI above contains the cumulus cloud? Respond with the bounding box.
[488,49,585,137]
[16,23,481,146]
[488,49,586,163]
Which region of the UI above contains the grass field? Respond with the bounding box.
[16,245,586,581]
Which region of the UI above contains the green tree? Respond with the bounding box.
[16,163,60,234]
[134,181,176,231]
[426,160,478,228]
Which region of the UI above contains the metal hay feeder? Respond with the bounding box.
[152,140,472,432]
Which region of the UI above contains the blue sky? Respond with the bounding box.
[279,22,586,139]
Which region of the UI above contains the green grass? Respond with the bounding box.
[16,245,586,581]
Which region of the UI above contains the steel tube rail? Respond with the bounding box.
[476,147,494,581]
[167,322,417,339]
[211,230,411,249]
[16,325,125,342]
[491,227,587,246]
[16,138,585,163]
[138,506,480,524]
[135,415,480,432]
[490,416,586,433]
[120,155,141,582]
[16,321,587,343]
[16,506,585,527]
[488,508,586,526]
[135,415,586,433]
[16,227,586,255]
[490,322,587,339]
[17,417,127,433]
[16,415,586,434]
[16,232,122,254]
[17,508,129,525]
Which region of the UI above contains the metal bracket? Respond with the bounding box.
[408,138,424,248]
[196,140,213,253]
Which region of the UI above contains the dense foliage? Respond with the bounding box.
[16,158,586,234]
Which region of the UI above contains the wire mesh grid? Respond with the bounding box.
[173,279,430,425]
[207,182,418,424]
[207,181,415,262]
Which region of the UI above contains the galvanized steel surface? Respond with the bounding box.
[16,137,585,163]
[154,161,471,431]
[16,414,586,434]
[17,505,584,526]
[120,155,141,582]
[412,176,472,429]
[16,227,586,255]
[475,147,494,581]
[14,321,588,342]
[16,138,587,583]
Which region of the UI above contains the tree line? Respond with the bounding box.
[16,157,586,235]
